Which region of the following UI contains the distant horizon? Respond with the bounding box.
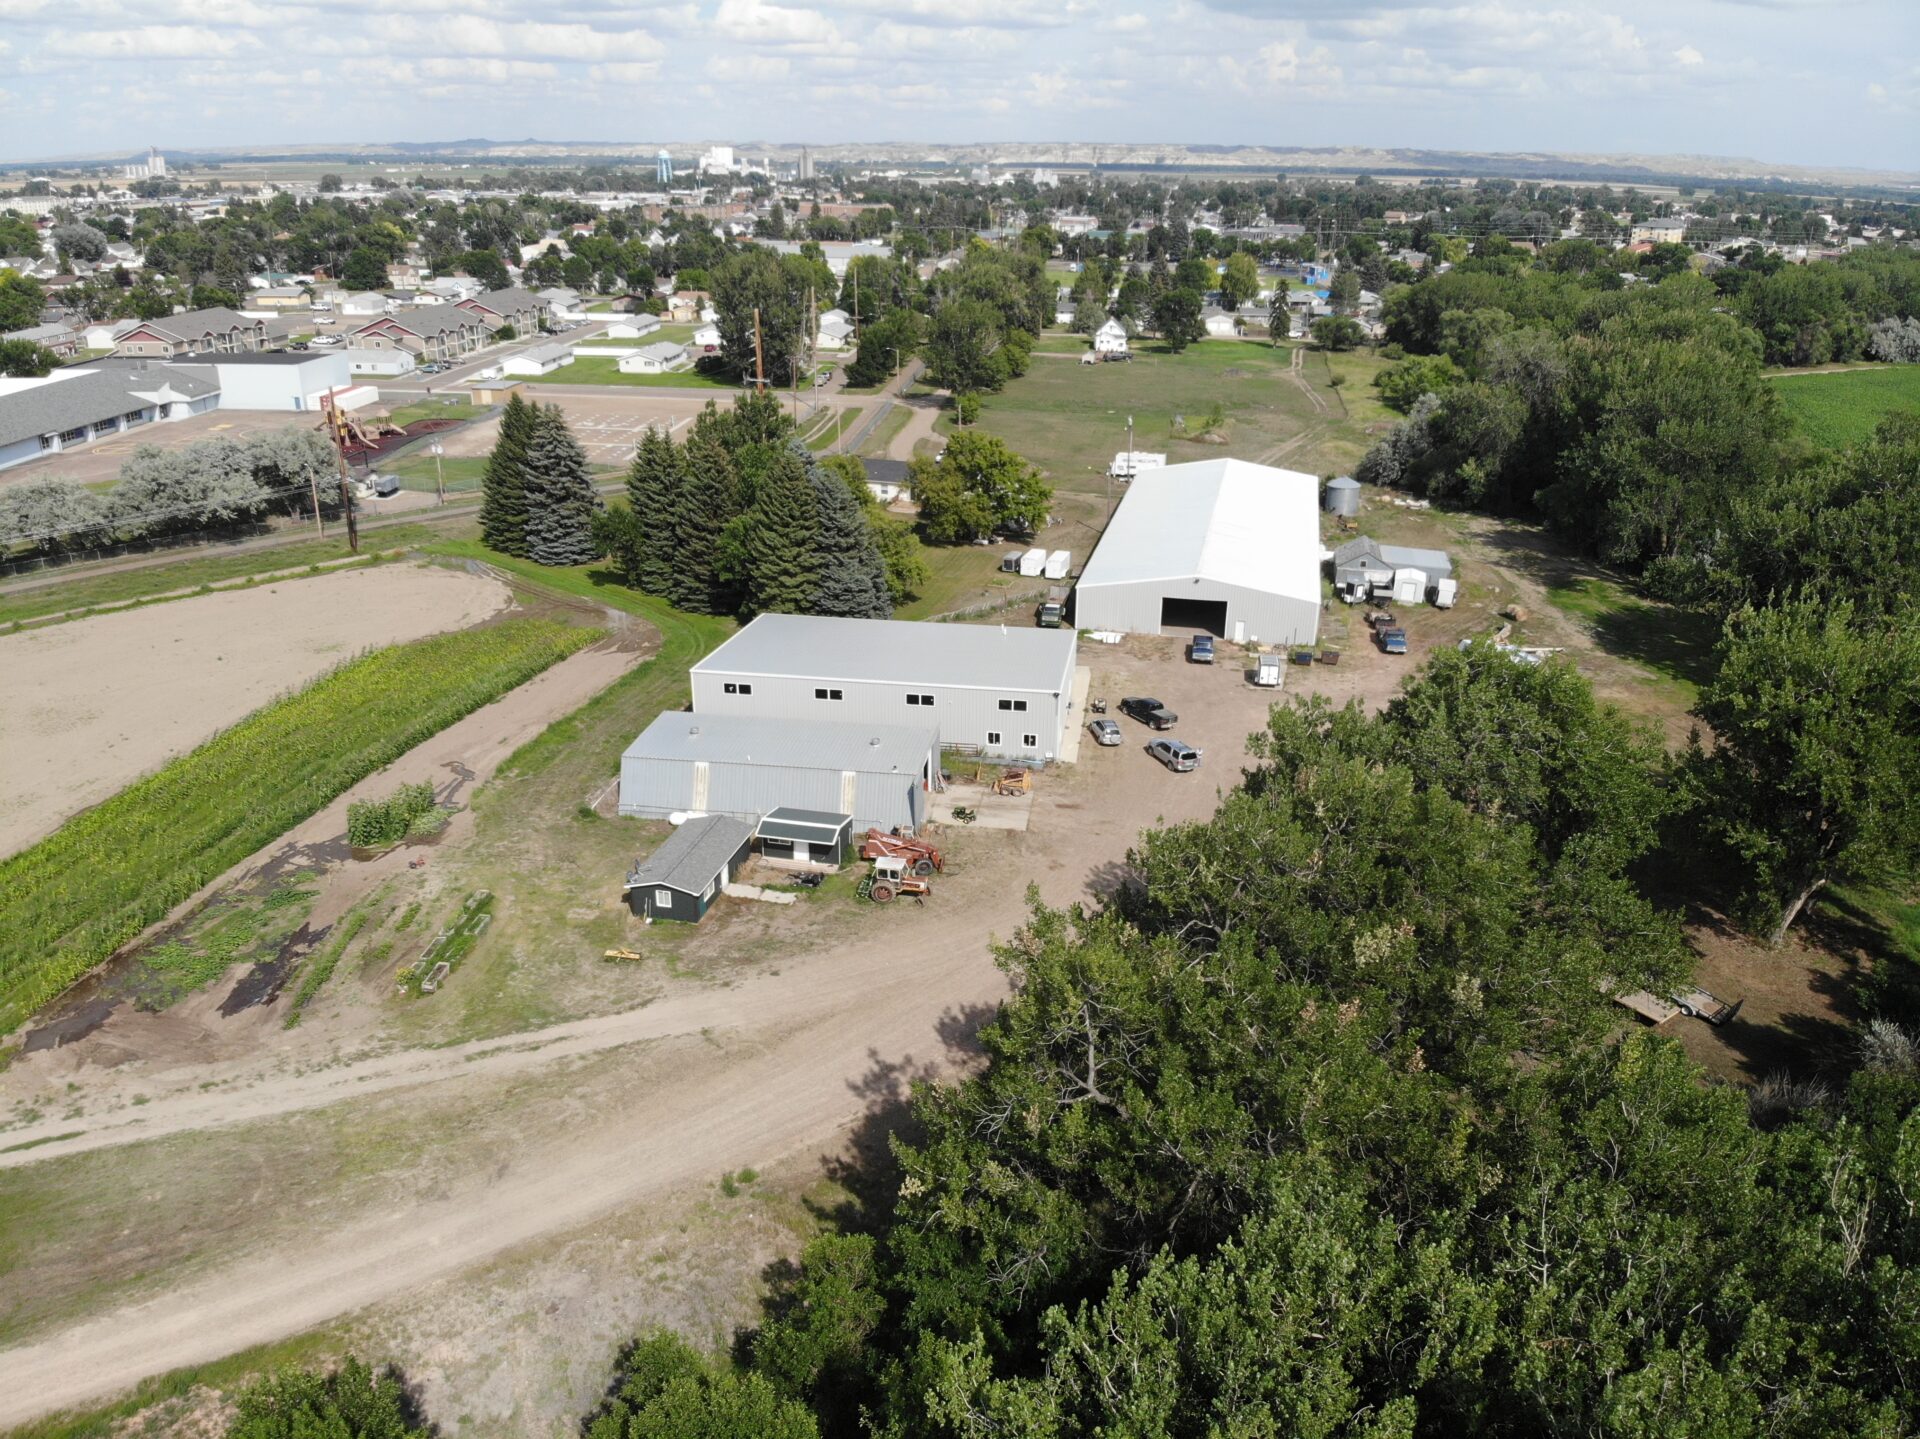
[6,137,1917,191]
[1,0,1911,173]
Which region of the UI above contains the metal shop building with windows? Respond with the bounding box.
[690,613,1079,764]
[619,711,938,834]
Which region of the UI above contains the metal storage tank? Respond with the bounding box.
[1324,475,1361,517]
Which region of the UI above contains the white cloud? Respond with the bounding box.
[1673,43,1704,65]
[710,53,792,81]
[712,0,839,46]
[44,25,262,59]
[589,61,662,83]
[366,16,661,59]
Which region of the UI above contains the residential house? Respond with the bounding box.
[603,316,662,340]
[498,340,574,377]
[348,303,490,361]
[112,307,274,359]
[1093,317,1129,355]
[691,322,721,353]
[1201,306,1240,338]
[4,321,81,357]
[537,287,586,322]
[616,341,691,374]
[815,308,854,350]
[1053,290,1077,327]
[1631,218,1689,245]
[250,285,311,311]
[387,259,426,289]
[81,318,140,351]
[665,290,707,323]
[457,287,550,336]
[338,292,390,318]
[420,275,483,303]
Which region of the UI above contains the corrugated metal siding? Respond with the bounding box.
[1075,577,1319,647]
[691,671,1073,763]
[620,755,926,833]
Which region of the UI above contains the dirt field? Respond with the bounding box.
[0,563,511,857]
[0,410,323,489]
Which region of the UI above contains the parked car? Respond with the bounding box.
[1379,628,1408,655]
[1188,634,1215,664]
[1088,717,1122,747]
[289,341,310,351]
[1147,738,1202,772]
[1120,696,1178,730]
[419,362,445,374]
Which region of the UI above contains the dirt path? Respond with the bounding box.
[0,565,512,858]
[0,642,1271,1428]
[885,397,943,459]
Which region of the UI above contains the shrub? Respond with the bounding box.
[346,782,437,848]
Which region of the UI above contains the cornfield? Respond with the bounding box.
[0,618,598,1029]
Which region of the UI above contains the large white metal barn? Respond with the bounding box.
[691,613,1079,764]
[1072,458,1322,646]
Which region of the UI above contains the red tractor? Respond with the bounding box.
[857,827,944,875]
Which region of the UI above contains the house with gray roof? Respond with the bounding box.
[621,814,755,923]
[0,363,220,473]
[457,287,550,335]
[616,340,691,374]
[348,303,490,361]
[3,321,80,357]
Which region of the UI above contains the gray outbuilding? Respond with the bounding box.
[619,711,937,834]
[1331,537,1453,603]
[622,813,755,923]
[692,613,1078,764]
[754,807,853,866]
[1072,457,1322,646]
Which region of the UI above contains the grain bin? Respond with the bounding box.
[1324,475,1361,517]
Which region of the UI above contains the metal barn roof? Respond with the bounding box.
[1332,536,1453,577]
[623,711,937,777]
[1076,457,1323,605]
[756,808,853,842]
[694,614,1075,695]
[623,813,754,895]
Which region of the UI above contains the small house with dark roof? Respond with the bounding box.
[622,814,755,923]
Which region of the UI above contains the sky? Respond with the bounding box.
[0,0,1914,172]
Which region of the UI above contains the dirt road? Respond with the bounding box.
[0,640,1328,1427]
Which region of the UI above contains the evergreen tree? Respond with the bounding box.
[521,404,600,566]
[479,393,534,557]
[744,448,821,616]
[795,442,890,618]
[671,430,743,613]
[624,425,684,596]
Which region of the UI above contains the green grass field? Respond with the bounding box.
[387,453,488,495]
[1544,574,1722,708]
[384,397,480,427]
[0,522,458,628]
[520,356,737,390]
[969,340,1385,498]
[1769,366,1920,449]
[0,618,597,1029]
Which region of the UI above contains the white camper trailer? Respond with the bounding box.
[1043,550,1071,581]
[1018,547,1047,578]
[1432,576,1458,608]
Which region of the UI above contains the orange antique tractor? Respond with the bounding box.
[857,827,944,875]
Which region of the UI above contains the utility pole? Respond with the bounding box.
[752,307,765,390]
[320,393,358,552]
[431,440,446,506]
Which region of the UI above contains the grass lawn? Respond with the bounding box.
[385,397,480,427]
[1543,573,1722,709]
[893,543,1043,622]
[1032,335,1090,354]
[803,405,860,451]
[519,356,738,390]
[387,452,488,495]
[970,340,1386,502]
[0,521,459,629]
[1768,366,1920,449]
[855,404,914,457]
[405,540,738,1041]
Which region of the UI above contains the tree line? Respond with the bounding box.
[200,642,1920,1437]
[0,429,338,562]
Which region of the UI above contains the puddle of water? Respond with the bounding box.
[220,919,329,1015]
[21,994,117,1053]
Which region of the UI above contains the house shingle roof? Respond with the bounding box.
[0,364,217,450]
[623,814,755,895]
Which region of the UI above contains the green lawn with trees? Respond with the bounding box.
[518,356,739,389]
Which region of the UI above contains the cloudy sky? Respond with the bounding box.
[0,0,1912,171]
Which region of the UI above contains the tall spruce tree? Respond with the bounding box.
[478,393,534,557]
[795,442,890,618]
[744,448,822,616]
[671,430,743,614]
[521,404,600,566]
[624,426,684,597]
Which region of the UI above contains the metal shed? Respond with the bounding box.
[1072,458,1322,646]
[1332,537,1454,603]
[619,711,937,834]
[692,614,1078,765]
[754,808,853,866]
[622,814,755,923]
